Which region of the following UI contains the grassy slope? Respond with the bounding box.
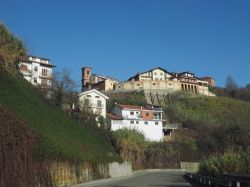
[0,68,120,162]
[107,91,147,112]
[169,95,250,131]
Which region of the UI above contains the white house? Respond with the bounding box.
[18,55,55,88]
[78,89,109,118]
[107,104,164,141]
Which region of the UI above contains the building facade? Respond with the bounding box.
[18,55,55,88]
[199,77,216,87]
[116,67,215,96]
[78,89,109,118]
[81,67,118,92]
[107,104,164,141]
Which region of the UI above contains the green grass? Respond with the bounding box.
[167,94,250,131]
[199,149,250,176]
[0,68,120,162]
[107,91,147,112]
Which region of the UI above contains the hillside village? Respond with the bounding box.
[18,54,216,141]
[1,22,250,187]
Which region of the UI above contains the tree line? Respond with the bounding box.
[213,76,250,102]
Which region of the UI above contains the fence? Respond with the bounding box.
[185,173,250,187]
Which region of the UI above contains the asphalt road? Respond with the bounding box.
[75,171,192,187]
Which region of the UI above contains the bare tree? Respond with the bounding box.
[225,76,238,90]
[51,68,78,110]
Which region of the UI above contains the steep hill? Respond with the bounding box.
[0,67,120,162]
[166,94,250,131]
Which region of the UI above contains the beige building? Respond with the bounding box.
[128,67,175,81]
[116,67,215,96]
[81,67,118,92]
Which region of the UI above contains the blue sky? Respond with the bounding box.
[1,0,250,88]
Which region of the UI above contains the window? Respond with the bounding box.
[155,122,159,125]
[84,99,90,105]
[86,70,90,75]
[153,83,156,85]
[34,77,37,84]
[130,111,134,115]
[136,121,139,124]
[97,100,102,107]
[41,79,47,85]
[87,95,91,98]
[96,109,102,115]
[160,73,163,75]
[130,121,134,124]
[34,66,38,71]
[137,84,140,86]
[144,121,148,125]
[154,72,157,75]
[146,113,149,116]
[42,69,48,76]
[95,96,100,98]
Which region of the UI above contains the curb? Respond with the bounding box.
[69,169,185,187]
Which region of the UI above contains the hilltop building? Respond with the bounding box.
[115,67,215,96]
[107,103,164,141]
[81,66,215,96]
[81,67,118,92]
[18,55,55,88]
[199,77,216,87]
[78,89,109,118]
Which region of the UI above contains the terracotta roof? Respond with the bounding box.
[116,104,148,110]
[106,113,123,120]
[199,76,214,80]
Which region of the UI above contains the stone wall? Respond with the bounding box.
[108,162,133,178]
[47,161,132,187]
[115,80,214,97]
[180,162,200,173]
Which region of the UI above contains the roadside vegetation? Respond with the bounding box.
[112,129,180,169]
[199,149,250,177]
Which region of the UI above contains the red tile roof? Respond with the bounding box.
[106,113,123,120]
[116,104,148,110]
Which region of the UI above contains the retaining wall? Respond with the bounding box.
[48,161,132,187]
[180,162,199,173]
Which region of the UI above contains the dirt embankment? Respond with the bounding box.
[0,106,49,187]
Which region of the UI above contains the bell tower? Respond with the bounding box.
[81,67,92,91]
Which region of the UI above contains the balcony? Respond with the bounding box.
[90,104,104,108]
[153,117,162,120]
[20,70,32,76]
[162,123,180,130]
[122,114,142,120]
[39,73,53,79]
[94,111,102,116]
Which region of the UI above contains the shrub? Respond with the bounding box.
[112,129,180,169]
[199,149,250,177]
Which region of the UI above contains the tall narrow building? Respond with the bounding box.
[81,67,92,91]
